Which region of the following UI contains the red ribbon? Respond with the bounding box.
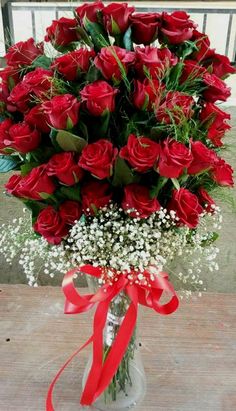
[46,264,179,410]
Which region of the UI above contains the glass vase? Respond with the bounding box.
[82,275,147,411]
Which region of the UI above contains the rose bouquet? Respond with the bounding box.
[0,1,235,410]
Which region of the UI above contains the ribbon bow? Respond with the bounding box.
[46,264,179,410]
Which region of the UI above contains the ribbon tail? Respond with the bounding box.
[46,335,93,411]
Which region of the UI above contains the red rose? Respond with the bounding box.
[0,66,19,90]
[200,103,231,147]
[180,59,206,84]
[42,94,80,130]
[47,152,84,186]
[80,80,118,116]
[45,17,79,47]
[81,180,112,215]
[24,105,50,133]
[129,12,160,45]
[59,200,82,225]
[5,38,44,67]
[34,206,68,245]
[8,82,30,112]
[122,183,160,218]
[19,165,56,200]
[94,46,135,82]
[202,52,236,78]
[75,1,104,25]
[168,188,203,228]
[5,122,41,154]
[0,118,14,153]
[158,138,193,178]
[135,46,178,79]
[190,30,214,61]
[102,3,134,35]
[23,68,54,98]
[188,141,217,175]
[211,157,234,187]
[159,11,197,45]
[79,139,118,179]
[51,49,95,81]
[133,79,161,111]
[203,73,231,103]
[198,187,215,213]
[156,91,194,124]
[5,174,22,197]
[120,134,160,172]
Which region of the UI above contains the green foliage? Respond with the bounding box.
[23,200,45,223]
[201,231,219,247]
[123,27,133,51]
[86,64,102,82]
[54,130,87,152]
[31,55,52,70]
[21,162,39,176]
[112,157,139,186]
[60,185,81,202]
[0,155,20,173]
[84,18,110,50]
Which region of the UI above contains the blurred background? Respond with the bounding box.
[0,1,235,290]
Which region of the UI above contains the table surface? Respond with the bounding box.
[0,285,236,411]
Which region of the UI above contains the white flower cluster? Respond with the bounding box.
[0,204,222,296]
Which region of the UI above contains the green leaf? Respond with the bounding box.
[0,155,19,173]
[86,64,101,83]
[31,55,52,69]
[60,185,81,202]
[201,232,219,247]
[55,130,87,153]
[171,178,180,190]
[23,200,45,223]
[21,162,39,176]
[99,111,110,135]
[112,157,139,186]
[85,18,110,50]
[76,25,93,47]
[123,27,133,51]
[150,177,168,198]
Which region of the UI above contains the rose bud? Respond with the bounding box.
[6,122,41,154]
[203,73,231,103]
[47,152,84,186]
[120,134,160,173]
[5,38,44,67]
[156,91,194,124]
[132,78,161,111]
[122,183,160,218]
[42,94,80,130]
[198,187,216,213]
[24,105,50,134]
[159,11,197,45]
[34,206,68,245]
[135,46,178,79]
[5,174,23,197]
[179,59,206,84]
[81,180,112,215]
[190,30,215,61]
[0,118,14,153]
[188,141,217,175]
[23,68,54,98]
[158,138,193,178]
[79,139,118,179]
[8,82,31,112]
[202,52,236,79]
[19,165,56,200]
[75,1,104,26]
[45,17,79,48]
[80,80,118,116]
[211,157,234,187]
[199,103,231,147]
[59,200,82,225]
[168,188,203,229]
[94,46,135,82]
[102,3,135,35]
[130,12,160,45]
[51,49,95,81]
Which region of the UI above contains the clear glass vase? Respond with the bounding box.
[82,276,147,411]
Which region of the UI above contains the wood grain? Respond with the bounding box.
[0,285,236,411]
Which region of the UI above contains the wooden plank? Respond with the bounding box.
[0,285,236,411]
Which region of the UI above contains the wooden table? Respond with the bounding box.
[0,285,236,411]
